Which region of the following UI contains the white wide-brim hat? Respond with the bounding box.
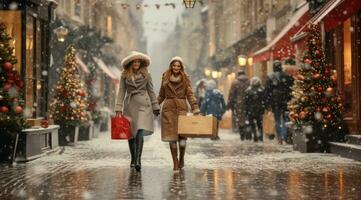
[121,51,151,69]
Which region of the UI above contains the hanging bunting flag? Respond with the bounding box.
[121,3,129,9]
[165,3,176,9]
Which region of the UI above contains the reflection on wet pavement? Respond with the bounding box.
[0,129,360,199]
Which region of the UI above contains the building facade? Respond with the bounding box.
[54,0,145,111]
[205,0,268,99]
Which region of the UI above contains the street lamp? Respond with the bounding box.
[211,70,218,79]
[204,68,211,76]
[54,26,69,42]
[183,0,197,8]
[238,55,247,67]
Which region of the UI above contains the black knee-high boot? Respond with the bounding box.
[128,138,135,168]
[135,130,144,172]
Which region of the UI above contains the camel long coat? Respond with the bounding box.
[115,73,160,137]
[158,73,200,142]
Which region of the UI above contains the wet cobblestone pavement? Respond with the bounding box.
[1,129,361,200]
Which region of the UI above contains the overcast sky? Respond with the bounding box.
[142,0,184,51]
[142,0,185,90]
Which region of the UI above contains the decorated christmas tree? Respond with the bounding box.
[50,46,89,125]
[0,23,26,134]
[288,24,346,150]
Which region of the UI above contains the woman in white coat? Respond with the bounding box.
[115,51,160,172]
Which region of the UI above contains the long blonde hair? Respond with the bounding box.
[121,60,148,80]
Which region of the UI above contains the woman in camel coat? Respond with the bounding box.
[115,51,160,172]
[158,56,200,172]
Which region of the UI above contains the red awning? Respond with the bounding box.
[253,51,270,63]
[253,4,310,63]
[292,0,361,43]
[323,0,361,32]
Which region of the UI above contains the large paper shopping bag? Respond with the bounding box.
[111,115,131,140]
[262,112,276,135]
[178,115,217,138]
[220,111,232,129]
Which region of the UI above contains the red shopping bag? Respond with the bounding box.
[111,115,131,140]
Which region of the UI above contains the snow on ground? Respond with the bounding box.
[28,128,361,174]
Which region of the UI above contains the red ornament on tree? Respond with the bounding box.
[324,68,331,75]
[326,87,334,95]
[14,106,23,113]
[0,106,9,113]
[78,90,85,97]
[41,119,49,128]
[325,114,333,120]
[322,107,330,113]
[313,73,321,79]
[56,85,63,92]
[299,111,307,119]
[2,62,13,71]
[317,86,324,92]
[297,74,305,80]
[315,50,320,54]
[304,59,312,64]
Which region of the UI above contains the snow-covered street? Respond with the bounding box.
[1,129,360,199]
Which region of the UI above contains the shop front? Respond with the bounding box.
[322,0,361,134]
[292,0,361,134]
[0,0,58,162]
[252,4,310,78]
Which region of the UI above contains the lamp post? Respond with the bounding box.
[54,26,69,42]
[248,57,253,66]
[183,0,197,8]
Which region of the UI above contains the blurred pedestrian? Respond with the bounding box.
[158,56,200,172]
[200,79,226,140]
[264,60,294,144]
[227,70,250,137]
[195,79,207,108]
[244,77,266,142]
[115,51,160,172]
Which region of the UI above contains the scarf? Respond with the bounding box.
[170,74,181,83]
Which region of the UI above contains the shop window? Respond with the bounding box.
[0,11,22,72]
[342,18,353,115]
[26,16,35,118]
[106,16,112,37]
[36,21,47,118]
[26,15,47,119]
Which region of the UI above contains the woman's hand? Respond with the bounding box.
[153,109,160,116]
[193,111,200,115]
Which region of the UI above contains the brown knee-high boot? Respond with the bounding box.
[169,142,179,171]
[179,140,186,169]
